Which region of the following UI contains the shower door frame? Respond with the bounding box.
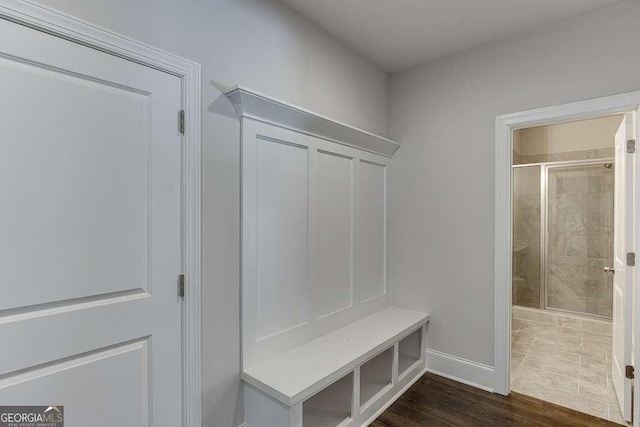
[514,158,615,319]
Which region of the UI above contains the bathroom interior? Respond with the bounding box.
[510,114,626,424]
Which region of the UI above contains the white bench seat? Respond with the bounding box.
[242,306,429,406]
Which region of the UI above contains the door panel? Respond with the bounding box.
[0,16,182,426]
[0,56,151,310]
[612,112,634,422]
[0,340,150,426]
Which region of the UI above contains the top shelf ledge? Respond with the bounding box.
[224,85,401,157]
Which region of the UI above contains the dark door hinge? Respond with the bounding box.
[178,274,185,298]
[179,110,185,135]
[627,139,635,154]
[626,365,634,379]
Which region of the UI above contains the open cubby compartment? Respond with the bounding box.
[398,327,422,378]
[303,372,354,427]
[359,347,393,409]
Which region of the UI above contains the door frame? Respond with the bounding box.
[494,91,640,422]
[0,1,202,426]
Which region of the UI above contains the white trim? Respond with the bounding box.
[0,2,202,426]
[495,91,640,427]
[425,349,494,392]
[224,85,401,158]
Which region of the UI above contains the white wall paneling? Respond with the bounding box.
[317,150,354,318]
[255,136,310,339]
[241,119,392,369]
[359,160,387,302]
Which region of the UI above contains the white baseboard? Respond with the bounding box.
[425,349,494,392]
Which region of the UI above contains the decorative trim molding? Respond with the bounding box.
[494,91,640,401]
[225,85,401,157]
[425,349,494,392]
[0,2,202,426]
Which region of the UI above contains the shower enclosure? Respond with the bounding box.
[512,159,614,319]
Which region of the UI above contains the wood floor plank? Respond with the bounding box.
[372,373,617,426]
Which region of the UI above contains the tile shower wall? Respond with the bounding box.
[513,166,541,308]
[547,165,614,317]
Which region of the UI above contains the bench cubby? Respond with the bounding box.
[359,347,393,409]
[398,328,423,379]
[303,372,353,427]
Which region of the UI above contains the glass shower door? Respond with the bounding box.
[546,163,614,318]
[513,166,542,308]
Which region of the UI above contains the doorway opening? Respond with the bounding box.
[510,115,628,424]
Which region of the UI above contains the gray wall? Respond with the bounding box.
[32,0,389,425]
[388,0,640,367]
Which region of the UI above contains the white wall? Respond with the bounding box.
[514,115,622,156]
[388,0,640,370]
[31,0,389,425]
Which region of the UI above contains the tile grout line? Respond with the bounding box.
[512,358,617,418]
[526,340,599,361]
[513,316,612,336]
[512,314,615,422]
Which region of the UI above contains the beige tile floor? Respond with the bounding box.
[511,317,629,425]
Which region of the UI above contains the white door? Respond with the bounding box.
[0,16,183,427]
[612,112,635,422]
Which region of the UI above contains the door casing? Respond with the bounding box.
[495,92,640,426]
[0,1,202,426]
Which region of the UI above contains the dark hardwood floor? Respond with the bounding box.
[372,373,618,426]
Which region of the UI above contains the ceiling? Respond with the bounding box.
[279,0,624,73]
